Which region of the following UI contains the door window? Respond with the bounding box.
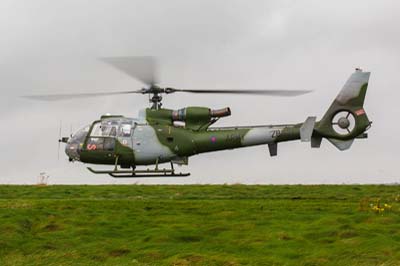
[120,123,132,137]
[86,137,115,151]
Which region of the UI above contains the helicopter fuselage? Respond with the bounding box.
[65,107,301,168]
[62,69,372,177]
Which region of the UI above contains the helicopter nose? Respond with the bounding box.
[65,142,81,161]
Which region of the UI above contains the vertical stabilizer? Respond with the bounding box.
[314,69,371,150]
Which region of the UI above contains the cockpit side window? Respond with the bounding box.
[110,127,117,137]
[101,121,119,137]
[90,121,120,137]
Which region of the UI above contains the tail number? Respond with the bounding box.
[226,133,242,143]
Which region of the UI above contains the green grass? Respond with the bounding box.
[0,185,400,266]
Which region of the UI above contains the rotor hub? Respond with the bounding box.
[142,85,166,109]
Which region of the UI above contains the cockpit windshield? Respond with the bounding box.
[66,118,135,161]
[70,125,90,143]
[65,125,90,161]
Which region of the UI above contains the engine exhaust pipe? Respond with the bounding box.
[210,107,231,118]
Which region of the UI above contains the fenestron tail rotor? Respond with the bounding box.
[22,56,313,109]
[331,111,356,135]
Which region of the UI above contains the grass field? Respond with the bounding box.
[0,185,400,266]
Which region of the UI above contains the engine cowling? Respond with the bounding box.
[172,107,231,130]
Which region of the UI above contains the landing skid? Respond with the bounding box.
[87,160,190,178]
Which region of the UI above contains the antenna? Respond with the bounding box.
[58,120,62,160]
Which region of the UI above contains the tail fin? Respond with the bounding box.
[313,69,372,150]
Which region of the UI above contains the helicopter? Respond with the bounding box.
[24,57,372,178]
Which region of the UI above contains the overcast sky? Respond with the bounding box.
[0,0,399,184]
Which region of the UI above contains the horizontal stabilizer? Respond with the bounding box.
[300,116,316,142]
[327,138,354,151]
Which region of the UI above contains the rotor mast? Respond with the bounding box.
[149,90,162,109]
[150,93,162,109]
[144,85,166,109]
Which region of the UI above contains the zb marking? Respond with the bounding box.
[271,130,281,138]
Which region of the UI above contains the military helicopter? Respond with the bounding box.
[24,57,372,177]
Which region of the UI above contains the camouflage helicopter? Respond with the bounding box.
[25,57,372,177]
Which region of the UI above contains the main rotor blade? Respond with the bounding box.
[22,90,142,101]
[167,88,312,96]
[101,56,158,86]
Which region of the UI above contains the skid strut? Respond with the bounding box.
[87,158,190,178]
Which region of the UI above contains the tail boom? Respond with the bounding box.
[180,69,371,157]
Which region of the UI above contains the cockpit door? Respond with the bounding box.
[86,120,117,151]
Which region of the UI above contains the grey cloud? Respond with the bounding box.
[0,0,399,184]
